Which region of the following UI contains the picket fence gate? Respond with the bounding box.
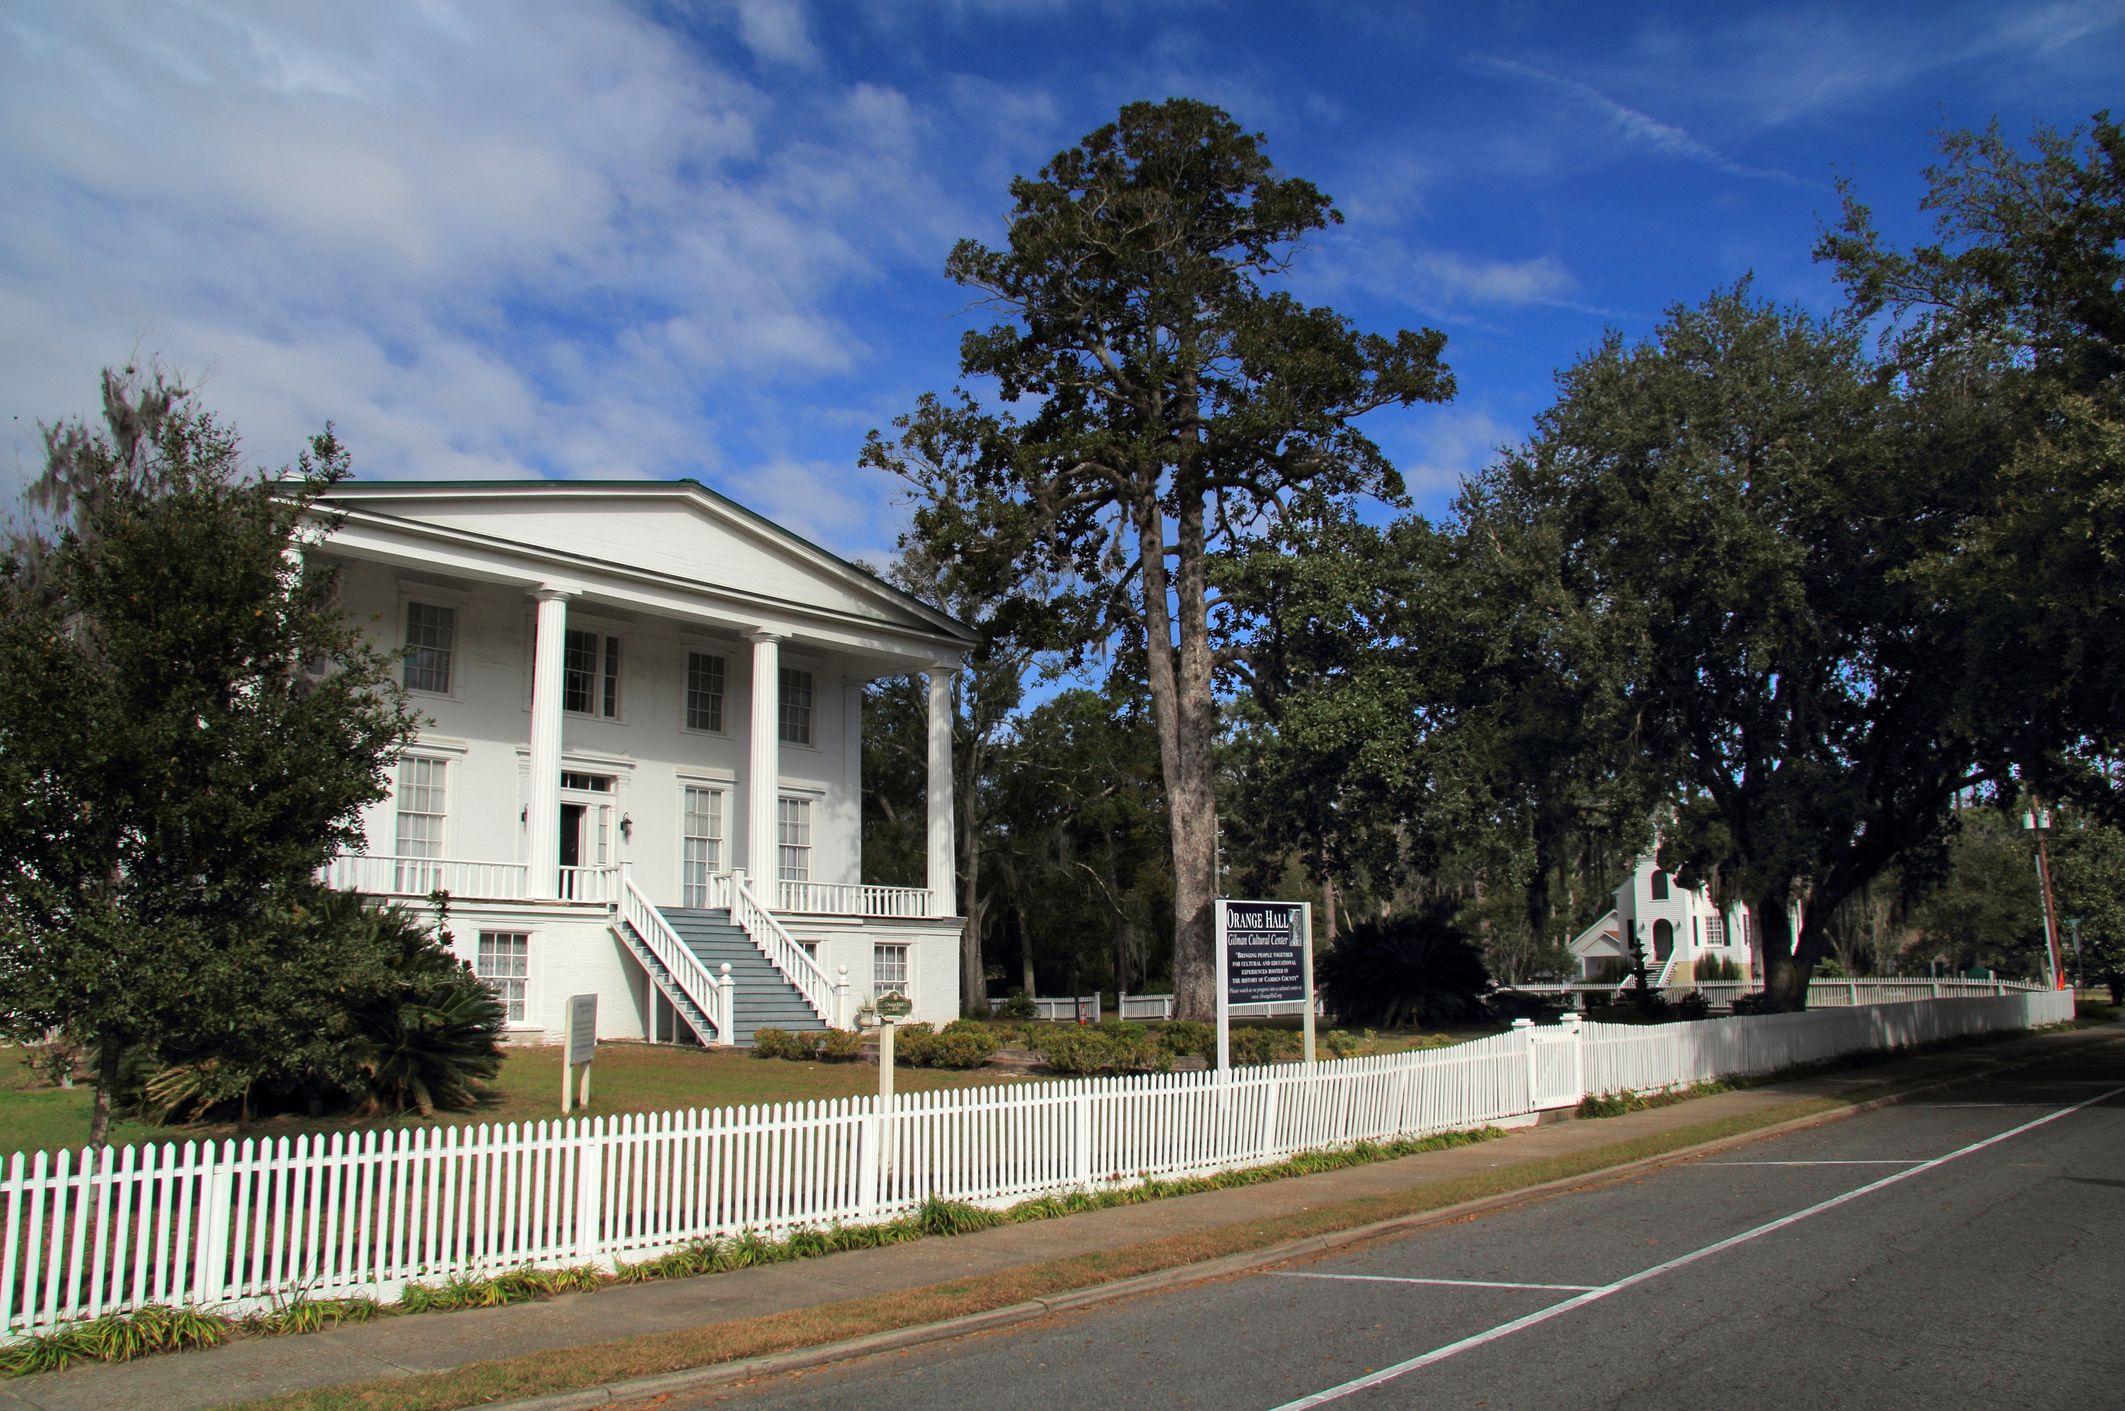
[0,989,2074,1339]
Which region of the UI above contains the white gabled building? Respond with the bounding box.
[305,479,974,1045]
[1567,854,1757,986]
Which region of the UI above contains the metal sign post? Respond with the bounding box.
[1215,899,1314,1073]
[561,993,596,1114]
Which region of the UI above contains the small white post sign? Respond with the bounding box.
[561,993,597,1114]
[1215,899,1314,1073]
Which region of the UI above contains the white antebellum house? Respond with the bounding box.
[305,479,974,1045]
[1567,854,1759,986]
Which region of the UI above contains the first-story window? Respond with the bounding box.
[777,795,812,882]
[873,943,908,1001]
[681,784,726,908]
[477,931,530,1023]
[1705,915,1727,948]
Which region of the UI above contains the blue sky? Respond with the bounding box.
[2,1,2119,568]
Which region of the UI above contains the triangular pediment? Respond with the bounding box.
[317,481,969,644]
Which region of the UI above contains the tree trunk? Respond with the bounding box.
[1134,494,1220,1020]
[88,1039,122,1148]
[960,806,985,1016]
[1017,902,1035,996]
[1756,895,1811,1011]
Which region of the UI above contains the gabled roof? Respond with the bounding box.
[1568,909,1623,957]
[309,478,975,650]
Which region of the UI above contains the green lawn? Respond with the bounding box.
[0,1043,1037,1159]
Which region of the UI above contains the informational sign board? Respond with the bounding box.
[875,991,913,1020]
[567,994,597,1065]
[1215,899,1314,1073]
[561,993,597,1114]
[1222,902,1308,1003]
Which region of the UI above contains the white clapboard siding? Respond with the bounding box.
[0,990,2073,1338]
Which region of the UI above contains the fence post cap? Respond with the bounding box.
[1510,1017,1535,1030]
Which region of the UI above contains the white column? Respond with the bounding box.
[746,629,786,896]
[926,660,957,916]
[527,586,573,900]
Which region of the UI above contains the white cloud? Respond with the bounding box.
[721,454,908,566]
[1408,250,1575,308]
[730,0,820,67]
[1389,405,1519,506]
[1472,54,1814,187]
[0,1,979,556]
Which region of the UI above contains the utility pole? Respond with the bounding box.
[2022,796,2067,991]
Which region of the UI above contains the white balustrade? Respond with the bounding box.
[322,854,531,900]
[773,880,937,918]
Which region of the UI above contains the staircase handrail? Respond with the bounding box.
[724,871,836,1024]
[619,873,722,1041]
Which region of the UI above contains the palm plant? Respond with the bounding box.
[1317,898,1492,1029]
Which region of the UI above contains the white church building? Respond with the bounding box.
[305,479,974,1046]
[1567,854,1759,987]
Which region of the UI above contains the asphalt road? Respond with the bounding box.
[658,1038,2125,1411]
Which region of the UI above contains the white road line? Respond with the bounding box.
[1268,1083,2124,1411]
[1700,1159,1922,1167]
[1275,1273,1598,1293]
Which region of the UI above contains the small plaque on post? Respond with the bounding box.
[875,992,913,1020]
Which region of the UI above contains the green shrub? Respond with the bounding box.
[1001,988,1039,1021]
[1487,989,1565,1023]
[1228,1026,1301,1067]
[925,1020,1000,1069]
[1158,1020,1216,1060]
[1320,1028,1367,1059]
[1032,1025,1168,1075]
[750,1028,820,1061]
[889,1022,937,1065]
[818,1027,864,1062]
[1675,991,1711,1020]
[1694,954,1740,982]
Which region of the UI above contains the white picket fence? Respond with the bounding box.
[1116,992,1325,1021]
[0,990,2073,1339]
[987,993,1103,1022]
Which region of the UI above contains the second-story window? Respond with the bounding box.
[779,666,814,744]
[565,628,622,718]
[686,651,726,731]
[404,602,455,693]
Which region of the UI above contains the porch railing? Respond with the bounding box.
[325,853,922,921]
[558,866,620,905]
[775,881,938,918]
[321,854,530,901]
